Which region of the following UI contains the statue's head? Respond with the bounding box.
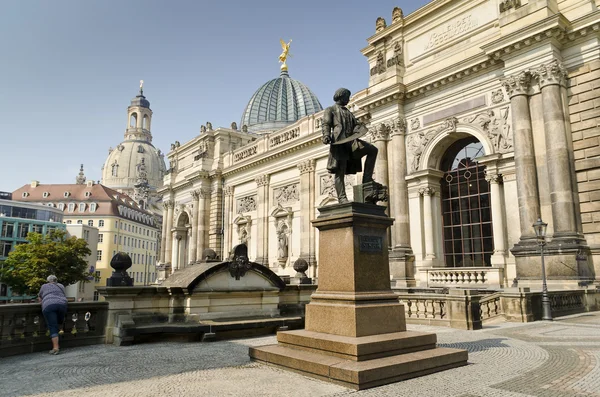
[333,88,351,106]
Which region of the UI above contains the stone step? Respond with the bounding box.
[250,343,468,390]
[277,329,437,361]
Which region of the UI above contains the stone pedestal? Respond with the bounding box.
[249,202,467,390]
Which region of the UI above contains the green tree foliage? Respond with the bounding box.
[0,230,92,294]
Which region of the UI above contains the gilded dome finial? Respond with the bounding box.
[279,39,292,72]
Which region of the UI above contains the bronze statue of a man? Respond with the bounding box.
[322,88,378,203]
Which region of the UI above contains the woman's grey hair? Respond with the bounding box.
[47,275,58,283]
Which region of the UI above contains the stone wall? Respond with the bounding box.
[569,59,600,276]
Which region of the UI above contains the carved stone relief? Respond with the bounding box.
[410,118,420,131]
[320,174,355,197]
[236,196,257,213]
[491,89,505,104]
[406,117,458,173]
[462,108,512,153]
[273,184,299,205]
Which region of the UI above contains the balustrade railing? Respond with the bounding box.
[478,292,502,321]
[0,302,108,357]
[426,267,504,288]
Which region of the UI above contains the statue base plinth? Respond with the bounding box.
[250,202,467,389]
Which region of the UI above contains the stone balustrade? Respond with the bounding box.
[0,301,108,358]
[426,267,504,288]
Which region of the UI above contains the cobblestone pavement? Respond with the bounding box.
[1,312,600,397]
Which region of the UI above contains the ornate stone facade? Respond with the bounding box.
[156,1,600,288]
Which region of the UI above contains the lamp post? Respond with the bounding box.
[533,218,552,321]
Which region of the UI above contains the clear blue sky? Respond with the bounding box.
[0,0,429,192]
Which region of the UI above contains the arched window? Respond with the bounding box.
[130,113,138,128]
[440,138,493,267]
[143,115,149,129]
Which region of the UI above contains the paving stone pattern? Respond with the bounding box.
[1,312,600,397]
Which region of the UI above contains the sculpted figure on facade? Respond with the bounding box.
[321,88,379,203]
[375,17,387,32]
[231,122,238,130]
[392,7,403,23]
[277,228,288,259]
[463,108,512,152]
[406,131,426,172]
[200,125,207,133]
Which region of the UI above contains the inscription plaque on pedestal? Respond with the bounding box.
[359,235,383,253]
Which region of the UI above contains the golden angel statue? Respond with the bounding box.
[279,39,292,66]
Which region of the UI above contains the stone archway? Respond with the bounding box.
[407,121,510,286]
[439,137,493,267]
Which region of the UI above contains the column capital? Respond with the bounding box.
[190,190,201,200]
[223,185,235,197]
[500,70,531,98]
[297,159,315,174]
[532,60,568,88]
[484,171,503,184]
[418,187,436,196]
[390,118,407,136]
[370,123,391,142]
[197,187,211,199]
[163,200,174,209]
[255,174,270,187]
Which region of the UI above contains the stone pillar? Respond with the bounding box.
[196,188,210,261]
[420,187,436,262]
[190,190,200,263]
[255,174,270,266]
[501,71,540,243]
[164,201,174,264]
[159,201,169,262]
[185,225,192,266]
[297,159,316,272]
[533,60,578,238]
[388,118,414,286]
[171,232,182,273]
[208,174,222,256]
[223,185,235,260]
[371,124,390,208]
[486,171,507,268]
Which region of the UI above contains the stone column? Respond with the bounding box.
[486,171,507,267]
[223,185,235,260]
[208,174,222,255]
[389,118,411,250]
[185,225,192,266]
[171,232,182,273]
[195,188,209,260]
[533,60,578,238]
[501,71,540,242]
[159,201,169,262]
[420,187,436,261]
[164,201,174,264]
[297,159,316,270]
[190,190,200,263]
[388,118,414,286]
[371,124,390,209]
[255,174,270,266]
